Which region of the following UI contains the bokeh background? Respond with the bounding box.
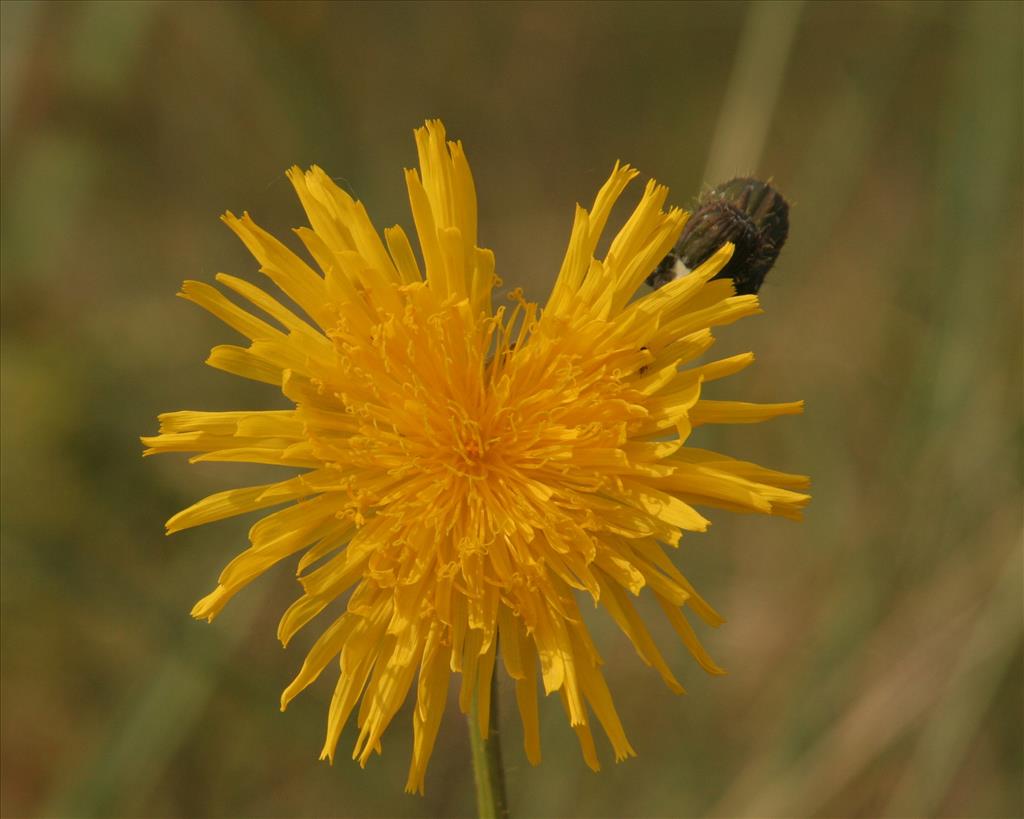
[2,1,1021,817]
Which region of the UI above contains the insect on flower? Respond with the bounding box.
[646,177,789,295]
[142,121,809,794]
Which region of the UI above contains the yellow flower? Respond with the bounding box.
[143,120,809,793]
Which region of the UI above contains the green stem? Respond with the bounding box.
[468,672,509,819]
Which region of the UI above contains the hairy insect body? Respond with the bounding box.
[646,177,789,296]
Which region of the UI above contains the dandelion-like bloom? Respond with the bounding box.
[143,121,809,793]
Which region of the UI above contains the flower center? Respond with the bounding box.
[461,436,482,461]
[452,420,493,478]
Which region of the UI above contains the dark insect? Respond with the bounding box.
[646,177,789,295]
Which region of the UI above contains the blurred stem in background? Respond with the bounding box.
[703,0,804,182]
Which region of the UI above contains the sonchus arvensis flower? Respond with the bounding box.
[143,120,809,794]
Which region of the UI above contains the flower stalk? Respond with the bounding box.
[468,674,509,819]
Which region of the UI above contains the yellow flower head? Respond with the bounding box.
[143,120,809,793]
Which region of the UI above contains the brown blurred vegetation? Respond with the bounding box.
[1,2,1021,817]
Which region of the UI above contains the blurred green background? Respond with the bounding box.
[2,1,1021,817]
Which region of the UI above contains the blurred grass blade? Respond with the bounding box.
[885,545,1023,816]
[42,590,267,818]
[703,0,805,182]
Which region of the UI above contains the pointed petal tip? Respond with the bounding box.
[614,746,638,763]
